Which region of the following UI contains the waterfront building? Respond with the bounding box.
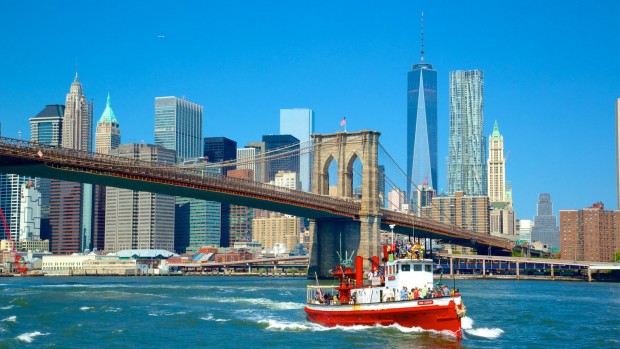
[224,169,255,246]
[447,70,486,196]
[19,239,50,252]
[280,108,315,192]
[531,193,560,248]
[388,189,406,212]
[51,73,94,254]
[94,93,121,252]
[422,191,490,235]
[175,159,221,253]
[105,144,176,252]
[252,216,300,253]
[560,202,620,262]
[203,137,237,175]
[262,134,300,183]
[29,104,64,241]
[154,96,203,163]
[19,180,41,241]
[407,14,438,206]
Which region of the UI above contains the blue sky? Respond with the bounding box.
[0,1,619,219]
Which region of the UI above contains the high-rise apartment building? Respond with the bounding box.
[407,14,437,204]
[105,144,176,252]
[155,96,203,163]
[19,180,41,241]
[280,108,314,192]
[175,159,221,253]
[560,202,620,262]
[531,193,560,248]
[203,137,237,175]
[252,216,300,253]
[29,104,64,242]
[616,99,620,209]
[448,70,486,196]
[262,135,300,183]
[51,73,93,254]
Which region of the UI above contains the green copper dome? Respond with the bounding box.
[490,120,501,139]
[98,93,118,124]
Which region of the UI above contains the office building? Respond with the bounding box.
[203,137,237,175]
[51,73,94,254]
[0,174,34,243]
[272,171,300,190]
[262,134,300,183]
[93,93,121,251]
[280,108,314,192]
[388,189,406,211]
[154,96,203,163]
[412,185,435,217]
[237,147,261,182]
[105,144,176,252]
[225,169,255,246]
[531,193,560,248]
[560,202,620,262]
[19,180,41,241]
[175,159,221,253]
[422,191,490,235]
[519,219,533,243]
[252,216,300,253]
[407,14,438,204]
[448,70,486,196]
[29,104,64,241]
[247,141,267,182]
[487,121,507,203]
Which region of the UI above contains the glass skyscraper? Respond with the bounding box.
[532,193,560,248]
[155,96,203,163]
[448,70,487,196]
[263,134,300,183]
[280,108,314,192]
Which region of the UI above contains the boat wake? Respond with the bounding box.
[200,314,230,322]
[462,316,504,339]
[0,305,14,310]
[192,296,304,310]
[16,331,49,343]
[2,315,16,322]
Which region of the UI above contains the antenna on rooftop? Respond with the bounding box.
[421,12,425,62]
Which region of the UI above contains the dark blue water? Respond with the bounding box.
[0,276,618,348]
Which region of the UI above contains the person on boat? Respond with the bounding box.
[333,293,339,305]
[382,287,393,302]
[405,241,412,258]
[413,242,422,259]
[450,287,456,296]
[442,285,451,297]
[427,287,434,299]
[419,287,427,299]
[413,287,420,299]
[400,287,408,301]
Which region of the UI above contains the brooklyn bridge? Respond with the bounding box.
[0,131,515,276]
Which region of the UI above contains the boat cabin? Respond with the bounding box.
[384,258,434,291]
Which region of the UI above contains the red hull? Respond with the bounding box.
[305,302,462,338]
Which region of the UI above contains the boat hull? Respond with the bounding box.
[305,298,462,338]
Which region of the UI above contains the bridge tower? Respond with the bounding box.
[309,130,382,277]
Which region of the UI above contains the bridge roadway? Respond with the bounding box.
[0,137,513,251]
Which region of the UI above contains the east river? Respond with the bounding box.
[0,276,618,348]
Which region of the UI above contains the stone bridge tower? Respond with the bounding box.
[308,130,382,277]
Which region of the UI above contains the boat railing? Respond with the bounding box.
[306,284,461,306]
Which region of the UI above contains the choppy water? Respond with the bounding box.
[0,276,618,348]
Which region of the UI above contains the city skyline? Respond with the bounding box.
[0,1,619,219]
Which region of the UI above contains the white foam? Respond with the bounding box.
[461,316,474,330]
[0,305,14,310]
[193,296,304,310]
[80,306,94,311]
[465,327,504,339]
[200,314,230,322]
[16,331,49,343]
[2,316,16,322]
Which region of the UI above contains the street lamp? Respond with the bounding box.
[389,224,395,245]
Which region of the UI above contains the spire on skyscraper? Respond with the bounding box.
[420,12,425,63]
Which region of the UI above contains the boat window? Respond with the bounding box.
[396,265,399,273]
[401,264,411,272]
[425,265,432,272]
[413,264,422,271]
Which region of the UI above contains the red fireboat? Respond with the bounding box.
[304,246,466,338]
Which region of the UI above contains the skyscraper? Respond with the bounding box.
[203,137,237,175]
[0,174,34,243]
[51,73,93,254]
[280,108,314,192]
[29,104,64,241]
[237,147,261,182]
[407,13,437,205]
[19,180,41,241]
[448,70,486,196]
[105,144,176,252]
[94,93,121,251]
[263,134,300,183]
[155,96,203,163]
[95,93,120,155]
[531,193,560,248]
[225,169,255,246]
[487,121,506,203]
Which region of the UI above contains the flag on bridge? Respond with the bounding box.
[340,117,346,127]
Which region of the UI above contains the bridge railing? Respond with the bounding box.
[0,137,361,216]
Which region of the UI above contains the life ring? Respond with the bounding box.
[456,302,467,318]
